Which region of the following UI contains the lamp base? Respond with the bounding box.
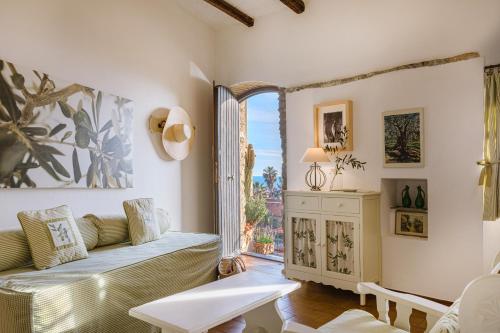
[305,162,327,191]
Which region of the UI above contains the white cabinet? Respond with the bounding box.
[284,190,381,304]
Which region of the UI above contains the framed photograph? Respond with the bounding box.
[314,100,353,151]
[383,108,424,168]
[395,210,428,238]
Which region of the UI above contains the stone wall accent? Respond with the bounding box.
[286,52,479,93]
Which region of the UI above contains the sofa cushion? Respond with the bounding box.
[156,208,171,234]
[0,230,31,271]
[75,217,99,250]
[84,214,129,247]
[17,205,88,270]
[123,198,161,246]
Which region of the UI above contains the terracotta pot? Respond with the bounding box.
[241,223,255,252]
[254,242,275,255]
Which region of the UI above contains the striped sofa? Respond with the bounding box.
[0,215,221,333]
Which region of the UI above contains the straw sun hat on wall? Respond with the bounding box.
[149,106,195,161]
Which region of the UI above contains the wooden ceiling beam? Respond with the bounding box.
[280,0,305,14]
[203,0,254,27]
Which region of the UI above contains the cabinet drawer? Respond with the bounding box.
[322,197,360,214]
[286,195,320,211]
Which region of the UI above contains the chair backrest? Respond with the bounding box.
[459,274,500,333]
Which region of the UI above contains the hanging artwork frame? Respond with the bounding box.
[383,108,424,168]
[0,59,134,189]
[314,100,353,151]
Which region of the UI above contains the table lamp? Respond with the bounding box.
[301,147,330,191]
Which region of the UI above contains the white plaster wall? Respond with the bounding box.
[215,0,500,87]
[286,59,484,301]
[0,0,215,232]
[214,0,500,300]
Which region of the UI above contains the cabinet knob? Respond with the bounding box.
[337,202,344,207]
[301,201,306,205]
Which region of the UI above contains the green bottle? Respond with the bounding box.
[402,185,411,208]
[415,185,426,209]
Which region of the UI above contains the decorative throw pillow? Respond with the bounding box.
[75,217,99,250]
[83,214,129,247]
[123,198,161,246]
[0,229,32,271]
[156,208,171,234]
[17,205,88,270]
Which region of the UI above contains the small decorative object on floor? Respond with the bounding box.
[218,256,246,279]
[402,185,412,208]
[301,147,330,191]
[254,229,275,255]
[415,185,426,209]
[323,127,366,191]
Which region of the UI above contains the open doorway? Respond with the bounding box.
[240,92,284,261]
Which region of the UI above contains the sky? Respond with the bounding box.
[247,92,282,177]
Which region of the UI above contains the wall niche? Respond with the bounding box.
[381,178,428,240]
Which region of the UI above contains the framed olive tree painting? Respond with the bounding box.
[314,100,353,151]
[383,108,424,168]
[0,59,134,188]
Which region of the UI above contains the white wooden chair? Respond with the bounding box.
[283,253,500,333]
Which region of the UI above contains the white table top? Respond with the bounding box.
[129,270,301,333]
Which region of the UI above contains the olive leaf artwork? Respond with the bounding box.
[0,59,133,188]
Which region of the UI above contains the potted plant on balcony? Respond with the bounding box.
[254,233,275,255]
[243,196,268,252]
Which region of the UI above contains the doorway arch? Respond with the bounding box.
[229,81,287,192]
[213,81,287,257]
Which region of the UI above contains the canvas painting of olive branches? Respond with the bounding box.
[0,59,133,188]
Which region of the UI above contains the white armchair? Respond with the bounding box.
[283,254,500,333]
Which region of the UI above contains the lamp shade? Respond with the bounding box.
[301,147,330,163]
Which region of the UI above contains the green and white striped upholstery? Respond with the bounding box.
[0,232,221,333]
[123,198,161,246]
[84,214,129,247]
[0,230,31,271]
[17,205,88,270]
[156,208,171,234]
[75,217,99,250]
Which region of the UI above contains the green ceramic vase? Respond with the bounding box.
[402,185,412,208]
[415,185,426,209]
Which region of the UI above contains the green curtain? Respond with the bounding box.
[481,67,500,220]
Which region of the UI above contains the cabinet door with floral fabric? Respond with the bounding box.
[285,212,322,275]
[321,215,360,282]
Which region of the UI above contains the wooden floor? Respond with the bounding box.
[209,256,430,333]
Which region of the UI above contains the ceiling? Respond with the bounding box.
[174,0,290,29]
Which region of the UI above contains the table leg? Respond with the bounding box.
[242,300,284,333]
[360,293,366,306]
